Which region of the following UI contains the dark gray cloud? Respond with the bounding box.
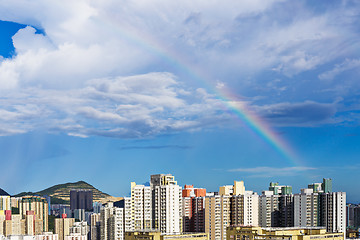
[256,101,337,126]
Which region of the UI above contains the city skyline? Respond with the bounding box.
[0,1,360,202]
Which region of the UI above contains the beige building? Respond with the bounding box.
[205,195,230,240]
[0,211,46,236]
[90,213,100,240]
[124,230,208,240]
[0,196,11,211]
[55,217,75,240]
[206,181,259,240]
[20,196,49,233]
[226,226,343,240]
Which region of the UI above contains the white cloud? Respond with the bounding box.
[318,58,360,81]
[0,72,230,137]
[0,0,358,137]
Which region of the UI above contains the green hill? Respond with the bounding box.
[14,181,112,204]
[0,188,10,196]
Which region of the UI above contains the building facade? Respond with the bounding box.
[70,190,93,212]
[226,226,343,240]
[205,195,230,240]
[151,174,182,234]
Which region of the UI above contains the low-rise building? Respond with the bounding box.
[226,226,343,240]
[124,230,208,240]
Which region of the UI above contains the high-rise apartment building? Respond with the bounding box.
[0,211,23,236]
[70,190,93,212]
[20,196,49,233]
[259,191,280,227]
[0,196,49,236]
[259,178,345,234]
[354,206,360,228]
[122,197,132,232]
[100,206,124,240]
[319,192,346,233]
[278,194,294,227]
[0,196,11,212]
[69,221,89,236]
[55,216,76,240]
[308,183,323,193]
[130,182,152,230]
[182,185,206,233]
[204,195,230,240]
[294,188,319,227]
[322,179,332,193]
[90,213,100,240]
[151,174,182,234]
[347,204,355,227]
[205,180,258,240]
[269,182,292,195]
[227,181,259,227]
[231,191,259,227]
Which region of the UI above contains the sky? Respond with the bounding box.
[0,0,360,202]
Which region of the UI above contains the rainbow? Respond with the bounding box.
[100,17,301,166]
[216,86,300,166]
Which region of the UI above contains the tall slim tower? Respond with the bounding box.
[130,182,152,230]
[151,174,182,233]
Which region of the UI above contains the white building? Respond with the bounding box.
[130,183,152,230]
[35,232,59,240]
[122,197,132,232]
[100,207,124,240]
[294,189,319,227]
[151,174,182,233]
[259,191,280,227]
[64,233,86,240]
[0,233,58,240]
[320,192,346,233]
[68,221,89,238]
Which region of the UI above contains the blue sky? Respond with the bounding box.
[0,0,360,202]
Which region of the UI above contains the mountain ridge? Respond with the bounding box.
[14,180,119,204]
[0,188,10,196]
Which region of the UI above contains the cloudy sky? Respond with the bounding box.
[0,0,360,201]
